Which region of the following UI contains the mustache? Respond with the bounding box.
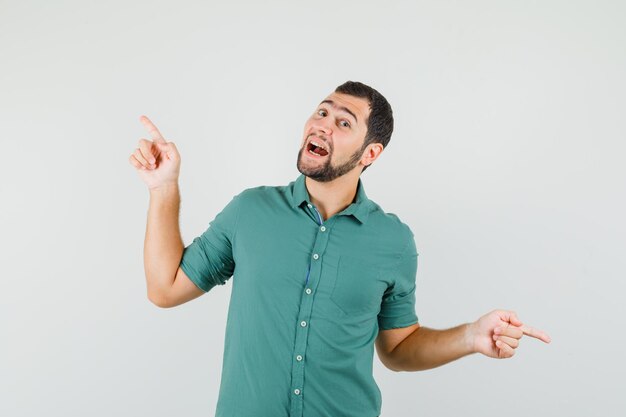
[309,133,330,141]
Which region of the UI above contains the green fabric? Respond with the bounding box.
[180,173,419,417]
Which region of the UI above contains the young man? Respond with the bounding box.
[129,81,551,417]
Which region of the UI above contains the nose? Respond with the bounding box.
[310,117,333,136]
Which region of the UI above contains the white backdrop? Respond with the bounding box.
[1,1,624,416]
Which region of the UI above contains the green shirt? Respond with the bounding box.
[180,173,419,417]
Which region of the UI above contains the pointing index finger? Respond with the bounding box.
[520,324,551,343]
[140,115,166,143]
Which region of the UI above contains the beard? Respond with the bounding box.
[296,144,364,183]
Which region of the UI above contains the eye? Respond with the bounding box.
[317,109,327,117]
[340,120,351,128]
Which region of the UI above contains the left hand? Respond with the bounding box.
[467,310,551,359]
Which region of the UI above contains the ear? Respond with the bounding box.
[362,143,384,166]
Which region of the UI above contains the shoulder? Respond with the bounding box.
[236,182,289,203]
[231,182,295,216]
[367,199,415,248]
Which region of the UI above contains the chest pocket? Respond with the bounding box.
[330,254,386,315]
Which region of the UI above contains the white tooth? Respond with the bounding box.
[311,140,327,150]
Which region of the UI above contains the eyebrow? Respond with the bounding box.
[319,100,358,124]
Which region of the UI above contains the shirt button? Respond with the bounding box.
[294,389,301,395]
[296,355,303,361]
[320,226,326,232]
[307,203,312,208]
[313,253,319,260]
[300,320,307,327]
[305,288,312,294]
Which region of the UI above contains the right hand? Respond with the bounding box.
[129,115,181,190]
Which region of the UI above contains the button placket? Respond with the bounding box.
[289,207,336,417]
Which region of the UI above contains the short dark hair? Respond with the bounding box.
[334,80,394,173]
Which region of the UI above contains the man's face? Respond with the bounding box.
[297,92,371,182]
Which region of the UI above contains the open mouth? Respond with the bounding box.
[306,140,329,157]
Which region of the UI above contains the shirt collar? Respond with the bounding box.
[289,173,372,224]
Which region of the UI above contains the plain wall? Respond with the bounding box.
[1,0,624,416]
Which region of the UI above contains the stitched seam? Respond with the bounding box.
[381,228,415,300]
[391,227,414,269]
[230,191,244,250]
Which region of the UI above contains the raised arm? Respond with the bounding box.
[129,115,203,307]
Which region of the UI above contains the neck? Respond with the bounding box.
[305,171,360,221]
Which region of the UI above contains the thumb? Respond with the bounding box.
[156,141,180,159]
[505,311,523,327]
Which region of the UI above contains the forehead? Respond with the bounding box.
[319,92,370,125]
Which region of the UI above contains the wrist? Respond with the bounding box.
[149,181,179,194]
[463,322,477,354]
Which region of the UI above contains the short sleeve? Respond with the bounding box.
[377,231,419,330]
[179,192,243,293]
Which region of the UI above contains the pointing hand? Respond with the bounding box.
[467,310,551,359]
[129,115,181,190]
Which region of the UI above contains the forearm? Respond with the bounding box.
[389,324,476,372]
[144,182,184,299]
